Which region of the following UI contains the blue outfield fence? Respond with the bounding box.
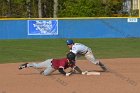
[0,18,140,39]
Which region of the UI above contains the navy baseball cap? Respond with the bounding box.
[66,39,74,45]
[67,52,76,61]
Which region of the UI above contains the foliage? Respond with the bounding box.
[58,0,113,17]
[0,0,130,18]
[131,9,139,17]
[0,0,9,17]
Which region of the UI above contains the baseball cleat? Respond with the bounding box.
[101,65,108,72]
[19,63,28,70]
[98,62,108,72]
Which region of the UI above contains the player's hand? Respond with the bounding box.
[81,71,88,75]
[66,73,71,76]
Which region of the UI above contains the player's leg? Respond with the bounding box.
[85,49,108,71]
[41,67,56,76]
[19,59,53,69]
[84,48,99,64]
[19,59,56,75]
[27,59,53,68]
[39,59,56,75]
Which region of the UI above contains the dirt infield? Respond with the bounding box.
[0,58,140,93]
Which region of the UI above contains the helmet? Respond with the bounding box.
[67,52,76,61]
[66,39,74,45]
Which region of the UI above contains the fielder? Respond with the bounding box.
[19,52,83,76]
[66,39,108,72]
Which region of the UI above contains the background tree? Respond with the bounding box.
[0,0,9,17]
[38,0,42,18]
[58,0,114,17]
[53,0,58,18]
[111,0,123,14]
[0,0,128,18]
[42,0,53,18]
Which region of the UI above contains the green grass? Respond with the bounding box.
[0,38,140,63]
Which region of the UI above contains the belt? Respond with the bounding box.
[84,50,88,54]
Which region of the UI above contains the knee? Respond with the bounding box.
[42,72,48,76]
[43,70,51,76]
[40,71,49,76]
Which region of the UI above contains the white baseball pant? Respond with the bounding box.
[84,48,100,65]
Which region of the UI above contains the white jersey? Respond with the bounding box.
[70,43,99,65]
[71,43,89,55]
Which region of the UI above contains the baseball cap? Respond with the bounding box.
[67,52,76,61]
[66,39,74,45]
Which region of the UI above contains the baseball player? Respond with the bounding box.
[66,39,108,72]
[19,52,83,76]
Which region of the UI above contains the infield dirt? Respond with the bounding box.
[0,58,140,93]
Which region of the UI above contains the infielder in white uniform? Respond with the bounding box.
[66,39,108,72]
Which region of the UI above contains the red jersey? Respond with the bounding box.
[51,58,75,69]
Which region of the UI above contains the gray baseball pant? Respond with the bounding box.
[27,59,56,75]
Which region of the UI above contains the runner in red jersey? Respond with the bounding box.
[52,58,74,69]
[19,52,83,76]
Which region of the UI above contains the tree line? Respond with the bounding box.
[0,0,132,18]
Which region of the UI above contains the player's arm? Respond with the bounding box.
[58,66,71,76]
[58,67,66,75]
[68,60,82,74]
[73,66,90,75]
[72,65,82,74]
[71,48,78,55]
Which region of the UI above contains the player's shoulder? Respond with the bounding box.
[60,58,68,61]
[53,58,67,61]
[74,43,83,45]
[74,43,87,47]
[60,58,69,64]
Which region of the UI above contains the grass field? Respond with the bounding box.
[0,38,140,63]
